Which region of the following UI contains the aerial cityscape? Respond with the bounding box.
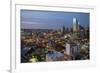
[21,10,90,63]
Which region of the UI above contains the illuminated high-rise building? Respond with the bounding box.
[73,17,80,38]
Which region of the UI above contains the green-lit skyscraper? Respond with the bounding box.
[73,17,80,38]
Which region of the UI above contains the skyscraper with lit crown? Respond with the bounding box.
[73,17,80,38]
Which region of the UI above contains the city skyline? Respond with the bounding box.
[21,10,89,30]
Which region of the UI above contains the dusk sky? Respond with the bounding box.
[21,10,89,29]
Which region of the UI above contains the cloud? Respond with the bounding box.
[21,21,49,29]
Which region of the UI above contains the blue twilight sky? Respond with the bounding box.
[21,10,89,30]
